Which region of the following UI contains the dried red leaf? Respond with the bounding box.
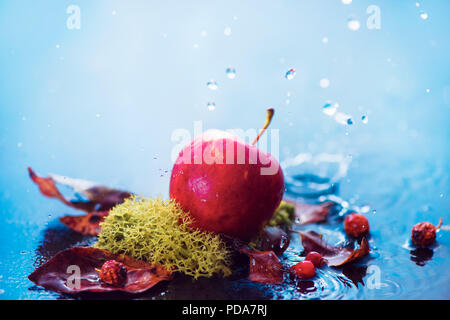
[28,167,73,207]
[296,230,369,267]
[240,247,284,284]
[285,199,335,225]
[28,246,173,294]
[28,167,132,235]
[59,211,109,236]
[28,167,132,213]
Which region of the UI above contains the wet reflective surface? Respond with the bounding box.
[1,1,450,299]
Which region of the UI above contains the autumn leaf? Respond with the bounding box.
[28,167,132,212]
[284,199,335,225]
[295,230,369,267]
[240,247,284,284]
[28,167,132,235]
[59,211,109,236]
[28,246,173,294]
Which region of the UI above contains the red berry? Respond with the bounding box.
[411,219,443,247]
[344,213,370,238]
[98,260,128,286]
[305,251,325,267]
[290,261,316,279]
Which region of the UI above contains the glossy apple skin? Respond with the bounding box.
[169,130,285,242]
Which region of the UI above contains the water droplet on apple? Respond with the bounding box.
[226,67,236,79]
[285,68,296,80]
[206,80,218,90]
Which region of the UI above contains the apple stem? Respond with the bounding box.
[251,108,274,145]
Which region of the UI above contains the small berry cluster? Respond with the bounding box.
[289,251,325,279]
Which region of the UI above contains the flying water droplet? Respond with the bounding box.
[322,37,329,44]
[224,27,232,36]
[285,68,296,80]
[206,80,218,90]
[17,142,23,148]
[420,11,428,20]
[342,0,352,4]
[347,19,361,31]
[334,112,353,125]
[361,115,369,124]
[207,101,216,111]
[320,78,330,88]
[226,67,236,79]
[322,102,339,116]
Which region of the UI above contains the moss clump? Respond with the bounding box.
[267,201,295,229]
[95,196,232,279]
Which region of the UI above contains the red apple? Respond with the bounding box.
[169,112,284,241]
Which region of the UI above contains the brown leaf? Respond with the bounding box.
[28,167,132,235]
[240,247,284,284]
[28,247,173,294]
[28,167,132,213]
[285,199,335,225]
[297,230,369,267]
[59,211,109,236]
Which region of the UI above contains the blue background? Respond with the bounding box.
[0,0,449,299]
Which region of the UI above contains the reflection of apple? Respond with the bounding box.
[169,109,285,241]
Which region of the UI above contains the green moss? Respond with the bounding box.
[95,196,232,279]
[267,201,295,228]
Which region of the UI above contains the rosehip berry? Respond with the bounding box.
[411,218,443,247]
[344,213,370,238]
[98,260,128,286]
[290,261,316,279]
[305,251,325,267]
